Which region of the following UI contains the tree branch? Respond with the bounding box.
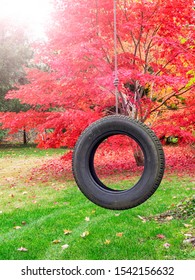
[150,86,194,113]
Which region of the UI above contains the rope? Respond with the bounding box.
[113,0,119,114]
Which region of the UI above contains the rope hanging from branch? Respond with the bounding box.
[113,0,119,114]
[72,1,165,211]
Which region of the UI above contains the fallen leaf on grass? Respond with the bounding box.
[137,215,147,223]
[165,216,173,221]
[64,229,72,235]
[17,247,28,252]
[116,232,123,237]
[14,226,21,230]
[52,240,61,244]
[61,244,69,250]
[156,234,166,239]
[85,217,90,222]
[64,202,69,205]
[163,243,171,249]
[184,233,192,237]
[104,239,111,245]
[183,223,192,228]
[80,231,89,238]
[183,237,195,246]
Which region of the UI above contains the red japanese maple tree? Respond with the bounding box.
[1,0,195,151]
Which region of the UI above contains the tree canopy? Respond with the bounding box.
[0,18,32,112]
[1,0,195,147]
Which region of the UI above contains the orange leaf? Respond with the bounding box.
[116,232,123,237]
[64,229,72,235]
[52,240,61,244]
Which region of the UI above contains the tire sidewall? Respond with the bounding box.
[73,116,164,209]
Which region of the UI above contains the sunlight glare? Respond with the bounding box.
[0,0,53,38]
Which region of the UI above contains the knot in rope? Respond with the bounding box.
[113,77,119,87]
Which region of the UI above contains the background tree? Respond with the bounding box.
[0,18,32,143]
[1,0,195,148]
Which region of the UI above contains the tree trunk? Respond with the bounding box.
[23,129,27,145]
[134,145,144,166]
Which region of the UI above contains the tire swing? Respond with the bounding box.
[72,1,165,210]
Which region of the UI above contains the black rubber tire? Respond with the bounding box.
[72,115,165,210]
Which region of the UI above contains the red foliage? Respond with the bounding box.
[1,0,195,176]
[1,0,195,147]
[0,110,48,134]
[32,145,194,183]
[165,146,195,175]
[153,94,195,144]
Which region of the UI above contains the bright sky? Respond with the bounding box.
[0,0,53,39]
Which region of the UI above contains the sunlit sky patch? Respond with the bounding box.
[0,0,53,39]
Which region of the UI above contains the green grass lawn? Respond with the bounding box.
[0,145,194,260]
